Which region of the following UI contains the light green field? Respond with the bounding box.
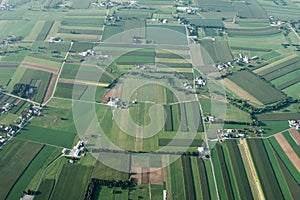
[283,82,300,98]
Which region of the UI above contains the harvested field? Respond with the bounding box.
[43,74,57,104]
[21,62,58,74]
[141,168,150,184]
[149,168,163,184]
[274,133,300,173]
[289,129,300,145]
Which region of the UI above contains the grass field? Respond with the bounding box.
[18,125,76,148]
[91,159,129,181]
[227,70,286,105]
[0,139,43,199]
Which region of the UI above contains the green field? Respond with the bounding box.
[199,39,233,63]
[18,125,76,148]
[247,139,284,200]
[227,70,287,104]
[0,140,43,198]
[50,164,93,200]
[6,145,56,200]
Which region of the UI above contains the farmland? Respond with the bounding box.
[226,70,287,105]
[0,139,43,199]
[0,0,299,199]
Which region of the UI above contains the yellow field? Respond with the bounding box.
[156,58,190,63]
[223,78,263,105]
[156,67,193,73]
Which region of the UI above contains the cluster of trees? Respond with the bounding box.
[86,147,200,156]
[84,179,132,200]
[12,83,36,99]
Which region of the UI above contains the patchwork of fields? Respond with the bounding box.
[0,0,299,199]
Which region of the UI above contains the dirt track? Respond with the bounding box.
[289,129,300,145]
[274,133,300,173]
[21,62,59,74]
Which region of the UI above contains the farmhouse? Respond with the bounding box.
[288,120,300,129]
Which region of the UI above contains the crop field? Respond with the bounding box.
[169,156,186,200]
[146,25,188,45]
[227,70,287,104]
[61,17,104,27]
[211,144,235,200]
[91,159,129,181]
[268,136,300,183]
[158,138,203,147]
[181,156,196,199]
[71,0,94,9]
[15,68,52,103]
[6,145,55,200]
[50,164,93,200]
[227,26,281,37]
[199,39,233,63]
[196,0,235,12]
[259,3,300,20]
[187,18,224,28]
[36,21,54,41]
[271,68,300,89]
[257,113,300,121]
[223,140,253,200]
[0,139,43,199]
[247,139,284,200]
[228,33,285,51]
[283,82,300,98]
[164,101,203,132]
[233,0,267,19]
[282,131,300,157]
[195,158,210,199]
[101,21,126,42]
[35,179,55,200]
[262,139,294,200]
[255,56,300,81]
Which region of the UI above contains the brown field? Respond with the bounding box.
[274,133,300,173]
[131,167,163,185]
[102,82,123,103]
[141,167,150,184]
[131,167,142,184]
[189,44,204,66]
[43,74,57,104]
[21,62,58,74]
[149,168,163,184]
[223,78,263,105]
[289,128,300,145]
